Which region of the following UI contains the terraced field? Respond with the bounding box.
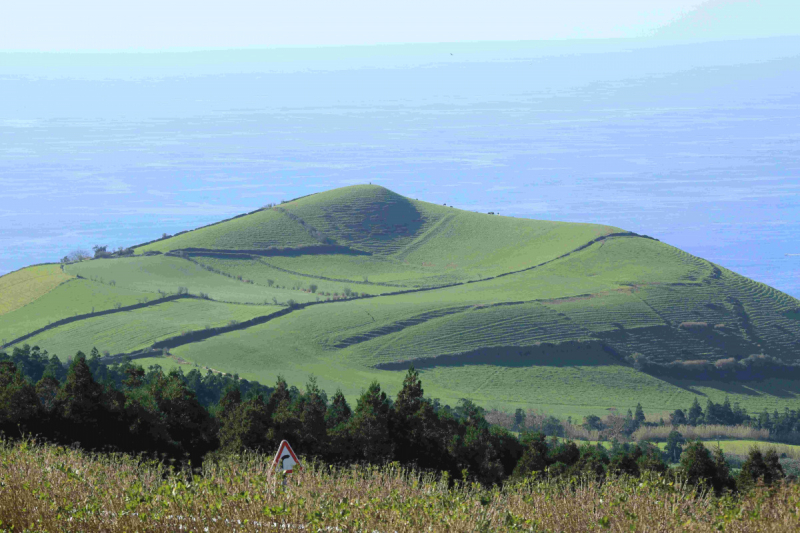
[2,184,799,419]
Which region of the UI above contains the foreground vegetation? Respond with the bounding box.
[2,346,800,530]
[1,439,799,532]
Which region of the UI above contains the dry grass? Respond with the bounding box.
[2,439,800,532]
[633,424,771,442]
[564,421,603,441]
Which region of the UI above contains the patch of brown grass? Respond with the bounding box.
[633,424,771,442]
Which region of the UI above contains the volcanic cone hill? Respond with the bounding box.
[2,185,798,417]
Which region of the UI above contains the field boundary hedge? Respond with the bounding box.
[166,244,371,258]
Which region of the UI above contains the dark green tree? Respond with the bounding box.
[664,430,684,463]
[349,381,393,462]
[395,366,423,420]
[512,432,549,479]
[325,389,351,429]
[738,447,784,489]
[0,362,40,430]
[687,398,704,426]
[634,403,646,424]
[295,377,328,455]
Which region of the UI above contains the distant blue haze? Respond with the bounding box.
[1,37,798,297]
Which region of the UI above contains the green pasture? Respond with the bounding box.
[65,256,316,305]
[170,309,800,420]
[190,256,389,296]
[0,279,152,344]
[263,254,428,285]
[0,264,72,316]
[126,355,200,375]
[12,299,278,358]
[135,208,319,253]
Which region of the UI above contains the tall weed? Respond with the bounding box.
[1,438,800,532]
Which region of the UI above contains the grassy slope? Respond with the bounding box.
[189,256,389,296]
[65,256,317,305]
[135,208,319,253]
[4,185,799,418]
[0,265,72,316]
[14,299,278,358]
[0,279,152,343]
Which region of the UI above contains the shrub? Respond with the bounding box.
[679,321,709,330]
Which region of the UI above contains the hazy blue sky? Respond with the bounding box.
[2,0,798,51]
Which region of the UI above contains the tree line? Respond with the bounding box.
[0,345,789,492]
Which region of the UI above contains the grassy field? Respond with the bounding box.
[65,256,317,305]
[4,439,800,532]
[189,255,390,296]
[0,264,72,316]
[11,299,279,358]
[135,207,319,253]
[127,355,199,375]
[3,184,800,418]
[0,279,153,344]
[170,315,800,420]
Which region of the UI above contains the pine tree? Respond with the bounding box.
[218,384,242,420]
[56,352,105,426]
[664,430,684,463]
[634,403,646,424]
[266,376,292,419]
[395,366,423,420]
[349,381,393,462]
[679,440,718,490]
[687,398,704,426]
[326,389,352,429]
[0,361,40,429]
[297,377,328,454]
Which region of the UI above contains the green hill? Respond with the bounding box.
[2,184,798,418]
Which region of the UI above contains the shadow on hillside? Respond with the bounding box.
[372,341,621,371]
[660,377,800,399]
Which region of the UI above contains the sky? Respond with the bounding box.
[2,0,798,51]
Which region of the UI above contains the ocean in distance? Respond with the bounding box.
[1,37,798,297]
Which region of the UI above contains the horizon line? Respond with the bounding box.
[3,34,799,55]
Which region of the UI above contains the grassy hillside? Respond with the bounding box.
[65,256,317,305]
[0,264,72,316]
[0,279,151,344]
[11,299,277,358]
[2,184,799,418]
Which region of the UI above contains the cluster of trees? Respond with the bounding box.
[60,245,134,264]
[1,345,273,409]
[668,397,800,437]
[0,345,790,491]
